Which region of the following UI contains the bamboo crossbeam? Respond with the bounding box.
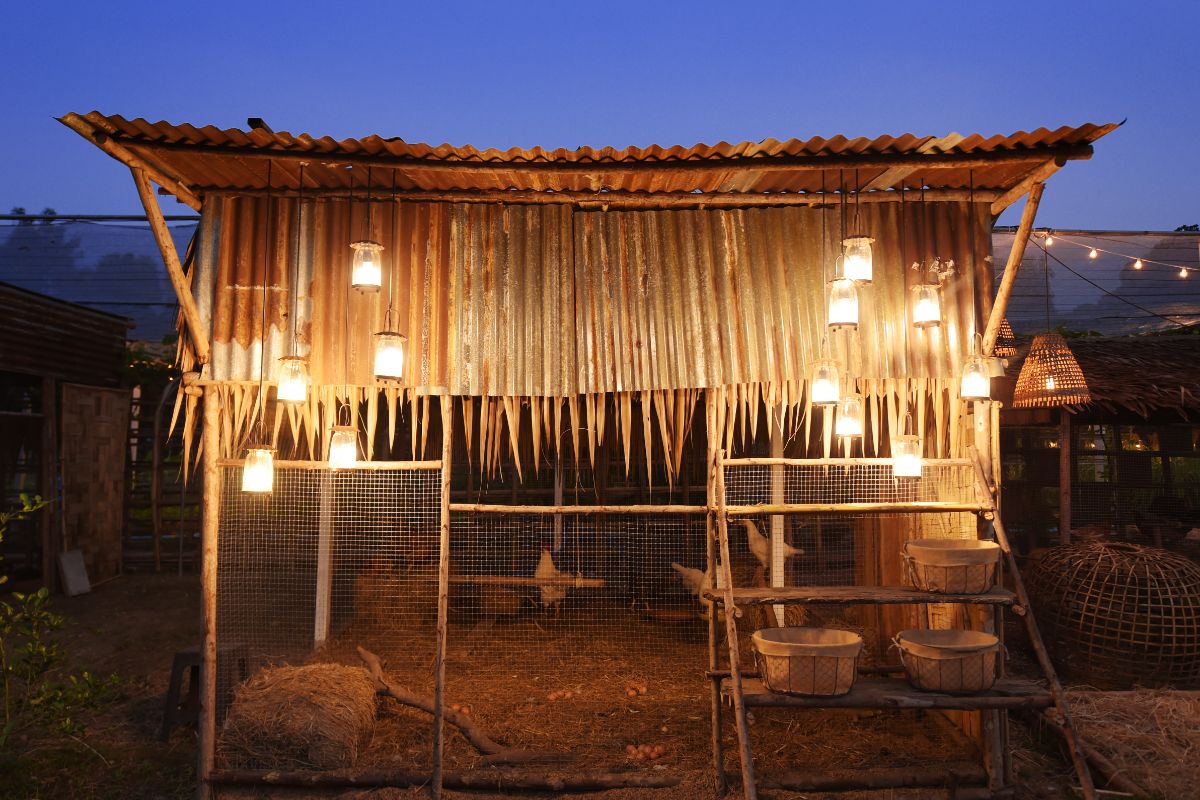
[132,168,211,365]
[983,182,1044,355]
[448,575,605,588]
[448,503,708,515]
[720,456,974,467]
[990,159,1063,216]
[216,459,442,470]
[104,134,1094,175]
[208,768,680,792]
[724,501,990,515]
[759,762,986,793]
[199,186,1002,207]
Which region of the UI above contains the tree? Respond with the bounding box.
[1175,224,1199,232]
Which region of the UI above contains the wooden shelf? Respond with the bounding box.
[703,586,1015,606]
[723,677,1052,711]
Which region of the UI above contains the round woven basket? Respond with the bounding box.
[903,539,1000,594]
[1026,542,1200,689]
[895,629,999,694]
[752,627,862,697]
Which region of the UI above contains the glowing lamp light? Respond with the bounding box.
[351,240,384,291]
[1088,248,1099,259]
[1044,234,1054,246]
[961,355,991,400]
[841,235,874,283]
[328,425,359,469]
[241,447,274,493]
[1046,374,1056,391]
[811,359,840,406]
[911,284,941,328]
[277,355,309,403]
[835,393,864,438]
[373,331,407,380]
[1181,267,1190,279]
[1133,259,1144,270]
[827,278,859,328]
[891,435,922,479]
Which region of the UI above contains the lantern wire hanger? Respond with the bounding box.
[351,166,383,291]
[277,161,309,404]
[374,170,408,382]
[242,160,276,493]
[827,171,860,329]
[910,176,942,328]
[812,172,841,407]
[841,167,874,283]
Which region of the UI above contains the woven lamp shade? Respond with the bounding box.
[1012,332,1090,407]
[994,318,1018,358]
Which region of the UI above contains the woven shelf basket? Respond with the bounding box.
[903,539,1001,594]
[752,627,862,697]
[895,629,999,694]
[1026,542,1200,688]
[1013,332,1091,407]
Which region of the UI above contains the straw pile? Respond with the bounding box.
[1067,689,1200,799]
[219,663,378,770]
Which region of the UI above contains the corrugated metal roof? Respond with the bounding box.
[60,112,1120,203]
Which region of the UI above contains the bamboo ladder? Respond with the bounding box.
[703,442,1098,799]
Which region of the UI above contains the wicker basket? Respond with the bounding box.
[752,627,863,697]
[895,629,999,693]
[903,539,1001,594]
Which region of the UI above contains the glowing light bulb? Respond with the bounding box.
[1088,248,1099,259]
[827,278,859,328]
[241,448,274,493]
[277,356,309,403]
[835,394,864,438]
[373,331,407,380]
[811,359,840,405]
[1181,267,1190,279]
[911,284,941,328]
[892,435,922,479]
[351,241,384,291]
[841,236,874,283]
[1133,259,1144,270]
[960,356,990,400]
[1045,375,1056,391]
[328,426,358,469]
[1044,234,1054,246]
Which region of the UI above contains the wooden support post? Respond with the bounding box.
[989,159,1063,216]
[432,395,454,799]
[704,395,727,794]
[983,183,1045,356]
[131,167,211,364]
[715,449,758,800]
[39,377,57,590]
[971,459,1096,800]
[313,472,334,646]
[769,404,785,625]
[1059,409,1072,545]
[198,388,221,800]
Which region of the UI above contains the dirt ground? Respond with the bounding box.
[0,574,1088,800]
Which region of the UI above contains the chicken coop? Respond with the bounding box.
[64,112,1119,799]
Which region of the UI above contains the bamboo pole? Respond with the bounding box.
[970,458,1096,800]
[724,501,989,515]
[983,183,1045,356]
[216,459,442,470]
[447,575,604,588]
[197,388,221,800]
[433,395,454,799]
[721,457,974,467]
[989,159,1064,215]
[715,450,758,800]
[132,168,211,364]
[704,394,727,794]
[201,186,1003,208]
[448,503,708,515]
[313,471,334,646]
[208,768,680,792]
[769,404,785,625]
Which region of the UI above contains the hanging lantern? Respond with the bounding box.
[1012,332,1090,408]
[328,425,359,469]
[892,434,922,478]
[835,393,864,438]
[827,277,859,328]
[994,318,1018,358]
[811,359,840,406]
[277,355,309,403]
[241,447,274,493]
[841,235,874,283]
[351,240,384,291]
[961,354,991,400]
[374,331,407,380]
[911,283,941,328]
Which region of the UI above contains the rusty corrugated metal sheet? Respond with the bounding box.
[61,112,1120,199]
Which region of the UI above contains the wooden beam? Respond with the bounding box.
[104,134,1095,176]
[132,168,212,365]
[990,159,1064,216]
[982,183,1045,356]
[861,133,965,192]
[432,395,454,799]
[60,115,202,210]
[209,768,681,792]
[199,186,1001,208]
[448,503,708,515]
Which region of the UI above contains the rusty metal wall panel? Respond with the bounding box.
[197,197,451,390]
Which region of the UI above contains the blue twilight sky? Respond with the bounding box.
[1,1,1197,229]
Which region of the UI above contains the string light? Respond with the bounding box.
[1133,259,1144,270]
[1044,233,1054,246]
[1182,267,1190,279]
[1088,247,1099,259]
[1039,232,1196,279]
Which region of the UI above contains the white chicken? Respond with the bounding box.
[671,562,727,619]
[536,545,568,614]
[744,519,802,572]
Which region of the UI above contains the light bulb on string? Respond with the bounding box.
[1133,259,1144,270]
[1088,248,1099,259]
[1044,233,1054,246]
[1181,267,1190,279]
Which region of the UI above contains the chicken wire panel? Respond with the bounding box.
[214,464,442,771]
[724,460,980,506]
[442,510,713,772]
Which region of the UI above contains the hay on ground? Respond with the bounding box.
[219,663,379,770]
[1067,688,1200,799]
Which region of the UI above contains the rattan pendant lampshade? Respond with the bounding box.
[994,318,1018,358]
[1012,332,1090,407]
